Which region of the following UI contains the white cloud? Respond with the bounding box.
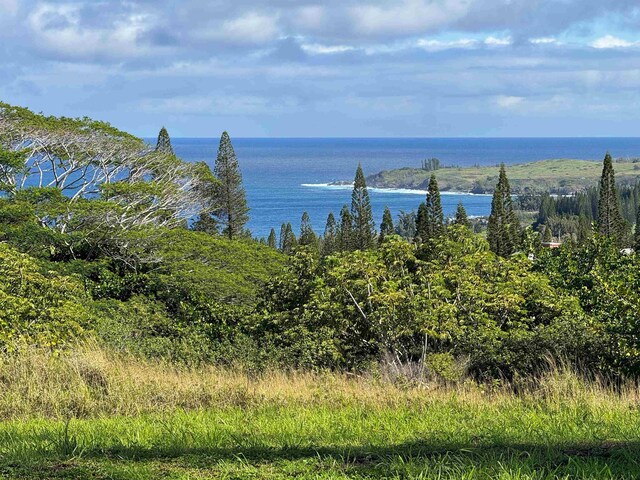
[484,36,512,46]
[26,3,150,60]
[350,0,471,36]
[139,94,298,115]
[495,94,570,113]
[294,5,326,31]
[495,95,524,108]
[301,43,355,55]
[220,12,280,44]
[591,35,639,49]
[529,37,557,44]
[416,38,478,51]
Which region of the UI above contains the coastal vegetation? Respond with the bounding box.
[1,101,640,478]
[365,158,640,194]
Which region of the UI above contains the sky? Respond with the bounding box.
[1,0,640,137]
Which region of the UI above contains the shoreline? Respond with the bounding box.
[301,183,493,196]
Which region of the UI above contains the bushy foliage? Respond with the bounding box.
[0,243,91,351]
[259,228,593,377]
[536,236,640,375]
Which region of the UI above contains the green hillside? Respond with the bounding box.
[366,159,640,194]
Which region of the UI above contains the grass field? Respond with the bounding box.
[1,347,640,479]
[366,159,640,194]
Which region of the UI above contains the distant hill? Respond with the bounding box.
[363,159,640,195]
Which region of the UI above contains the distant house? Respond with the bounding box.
[541,241,562,249]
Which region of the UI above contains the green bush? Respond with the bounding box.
[259,229,595,377]
[0,243,91,351]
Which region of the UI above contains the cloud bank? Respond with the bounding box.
[2,0,640,136]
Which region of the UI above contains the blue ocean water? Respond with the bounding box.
[168,138,640,238]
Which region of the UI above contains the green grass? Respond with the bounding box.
[1,347,640,479]
[366,159,640,194]
[2,400,639,479]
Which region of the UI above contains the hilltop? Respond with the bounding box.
[364,159,640,195]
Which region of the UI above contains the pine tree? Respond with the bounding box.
[543,225,552,243]
[415,202,428,243]
[487,164,521,256]
[155,127,174,155]
[379,206,394,244]
[280,223,296,254]
[350,164,376,250]
[597,152,625,245]
[337,205,353,252]
[299,211,317,247]
[267,228,277,249]
[453,201,470,228]
[425,174,445,238]
[279,223,287,251]
[322,212,337,256]
[213,132,249,239]
[192,213,218,235]
[635,203,640,252]
[415,174,445,243]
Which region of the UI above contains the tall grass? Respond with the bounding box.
[1,345,640,478]
[0,342,638,420]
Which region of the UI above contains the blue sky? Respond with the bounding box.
[1,0,640,137]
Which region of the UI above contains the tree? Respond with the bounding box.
[453,201,470,228]
[396,210,416,240]
[350,164,376,250]
[279,223,297,254]
[322,212,337,256]
[416,174,444,243]
[155,127,174,155]
[299,212,317,247]
[635,203,640,253]
[337,205,352,252]
[487,164,520,256]
[415,202,428,243]
[213,132,249,239]
[379,206,394,244]
[597,153,626,245]
[267,228,277,249]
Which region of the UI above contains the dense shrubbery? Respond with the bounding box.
[1,102,640,382]
[0,187,638,379]
[258,228,596,378]
[0,243,91,351]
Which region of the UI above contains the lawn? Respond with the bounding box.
[1,348,639,479]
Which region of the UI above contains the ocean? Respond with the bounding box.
[168,138,640,238]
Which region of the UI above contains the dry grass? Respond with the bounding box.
[2,345,640,478]
[1,342,639,421]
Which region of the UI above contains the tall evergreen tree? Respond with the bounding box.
[425,174,445,238]
[453,201,470,228]
[337,204,353,252]
[322,212,337,256]
[299,211,317,247]
[487,164,521,256]
[415,202,428,243]
[416,174,445,243]
[280,223,297,254]
[350,164,376,250]
[635,203,640,252]
[213,132,249,239]
[279,223,287,251]
[155,127,174,155]
[597,152,625,245]
[267,228,277,249]
[379,206,394,244]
